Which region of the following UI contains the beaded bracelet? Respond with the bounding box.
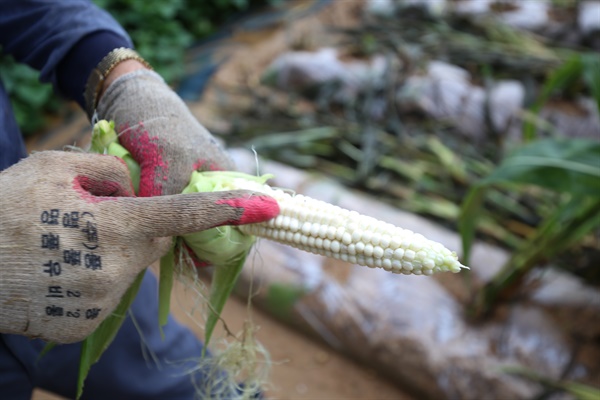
[84,47,152,119]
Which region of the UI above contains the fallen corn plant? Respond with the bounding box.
[503,366,600,400]
[70,119,467,398]
[460,137,600,318]
[523,52,600,141]
[459,51,600,318]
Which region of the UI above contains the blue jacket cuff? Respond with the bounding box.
[56,31,132,110]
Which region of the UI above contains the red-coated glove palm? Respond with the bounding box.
[97,70,232,197]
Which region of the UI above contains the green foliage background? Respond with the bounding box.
[0,56,61,134]
[0,0,263,135]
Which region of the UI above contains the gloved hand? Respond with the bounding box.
[96,69,232,197]
[0,151,278,344]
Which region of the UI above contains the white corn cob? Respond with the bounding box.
[233,179,467,275]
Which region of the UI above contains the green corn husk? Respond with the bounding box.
[182,171,272,352]
[91,120,141,193]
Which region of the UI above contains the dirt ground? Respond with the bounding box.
[33,272,411,400]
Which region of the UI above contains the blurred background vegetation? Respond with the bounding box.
[0,0,271,135]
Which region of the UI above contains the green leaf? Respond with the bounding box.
[523,55,582,140]
[539,197,600,261]
[265,283,306,320]
[563,381,600,400]
[480,138,600,196]
[158,246,175,338]
[504,366,600,400]
[458,185,487,265]
[204,254,247,354]
[77,271,145,399]
[459,138,600,264]
[582,53,600,114]
[37,342,57,362]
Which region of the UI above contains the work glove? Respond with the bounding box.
[0,151,279,344]
[96,69,232,197]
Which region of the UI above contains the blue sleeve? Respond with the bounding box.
[0,0,134,108]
